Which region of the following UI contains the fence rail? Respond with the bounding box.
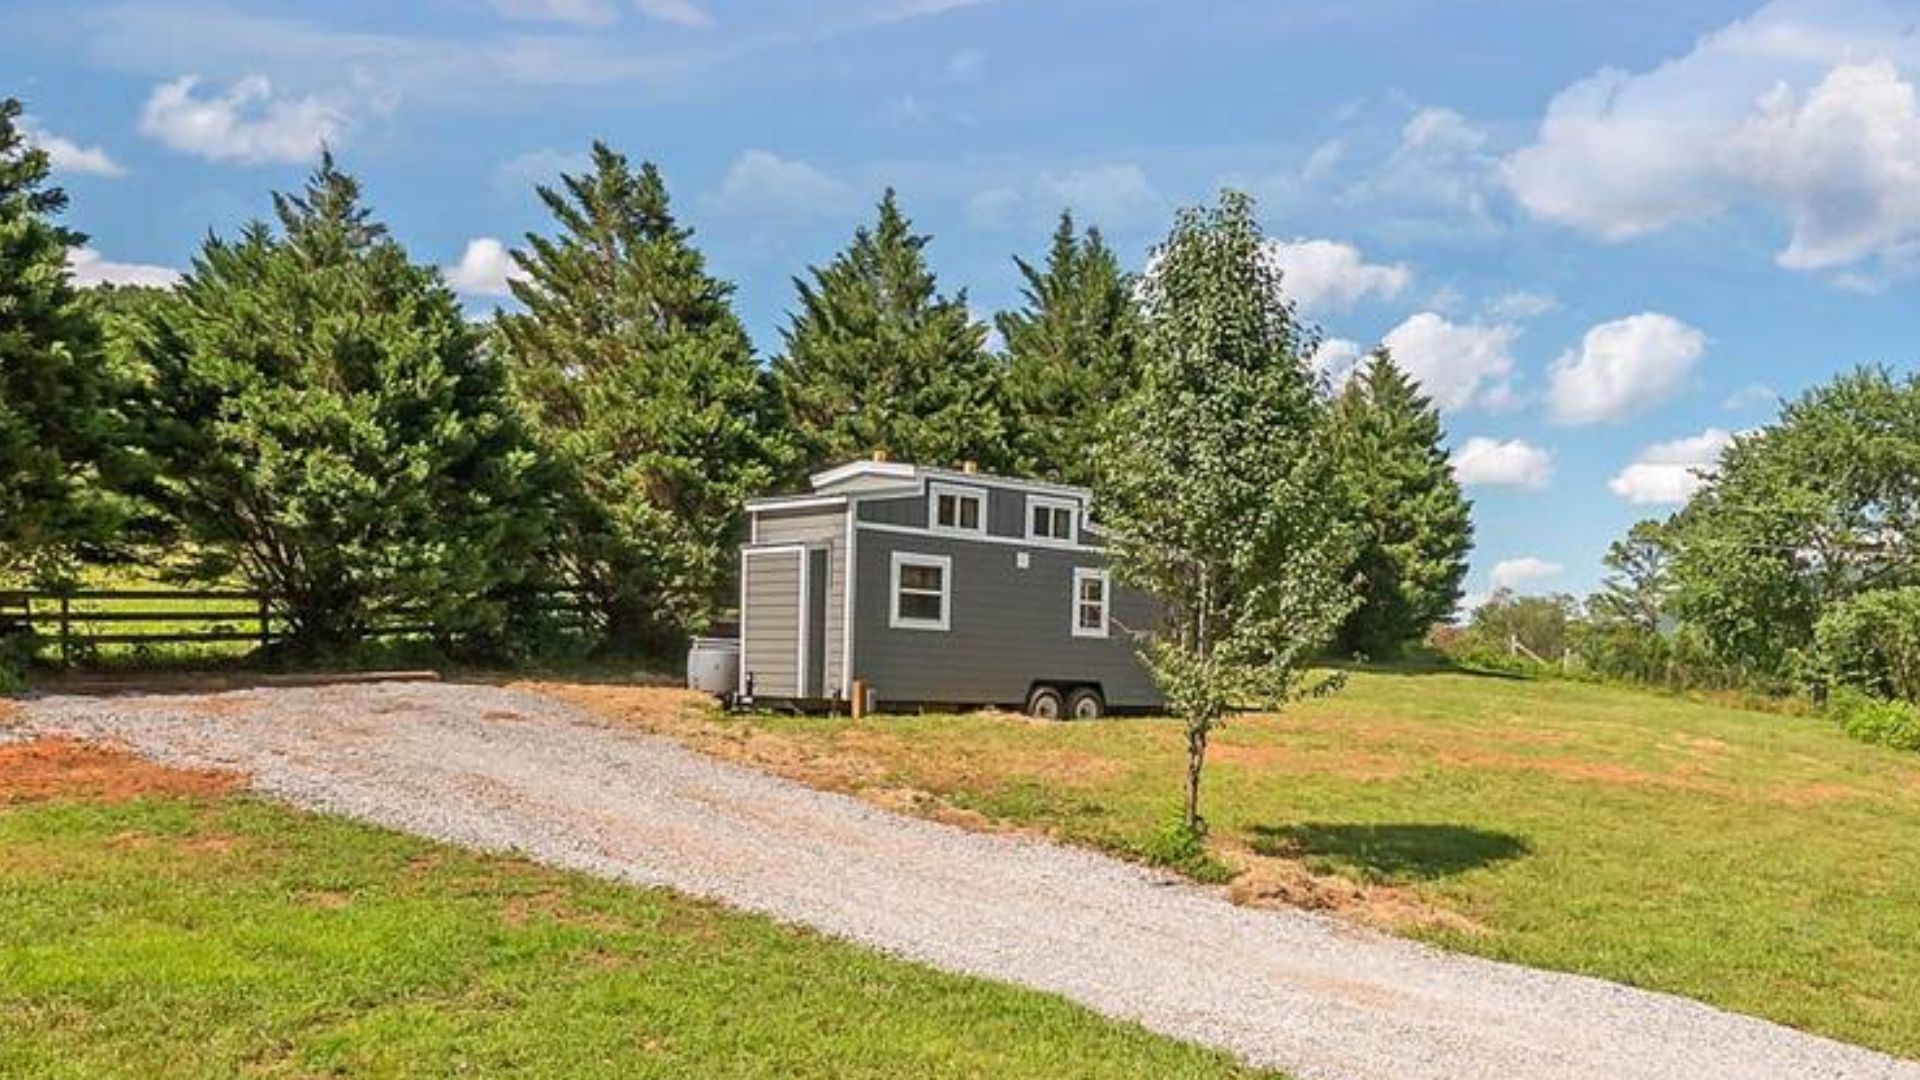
[0,588,592,661]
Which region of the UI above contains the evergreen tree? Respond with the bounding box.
[1329,349,1473,658]
[997,211,1139,486]
[770,190,1005,473]
[1100,191,1357,832]
[0,98,122,580]
[134,155,553,656]
[497,143,786,648]
[1590,519,1673,632]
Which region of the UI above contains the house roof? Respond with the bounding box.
[807,459,1092,500]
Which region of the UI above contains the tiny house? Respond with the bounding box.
[737,458,1162,718]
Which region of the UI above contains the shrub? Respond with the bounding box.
[1830,690,1920,753]
[1815,588,1920,704]
[1136,810,1234,884]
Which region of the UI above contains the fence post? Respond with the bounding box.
[258,594,271,650]
[58,592,71,665]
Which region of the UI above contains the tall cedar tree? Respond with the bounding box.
[997,211,1139,486]
[1329,349,1473,658]
[497,143,785,648]
[134,156,553,656]
[0,98,124,580]
[1591,519,1673,632]
[1100,191,1357,831]
[771,190,1005,474]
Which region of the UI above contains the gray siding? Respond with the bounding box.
[752,505,847,693]
[858,482,1089,544]
[742,548,802,697]
[858,493,925,528]
[849,528,1162,709]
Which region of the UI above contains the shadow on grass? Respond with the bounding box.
[1249,822,1530,883]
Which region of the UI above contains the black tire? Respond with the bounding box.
[1026,685,1065,721]
[1066,686,1106,721]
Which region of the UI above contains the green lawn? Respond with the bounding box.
[543,671,1920,1058]
[0,778,1269,1078]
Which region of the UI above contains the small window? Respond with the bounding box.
[891,552,952,631]
[930,482,986,535]
[1027,496,1078,543]
[1072,568,1109,638]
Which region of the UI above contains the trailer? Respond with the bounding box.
[735,457,1162,719]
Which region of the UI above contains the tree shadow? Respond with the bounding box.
[1248,822,1530,883]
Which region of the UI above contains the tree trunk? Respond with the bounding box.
[1183,721,1209,832]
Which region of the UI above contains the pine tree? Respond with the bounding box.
[1329,349,1474,658]
[1100,191,1357,832]
[0,98,121,580]
[997,211,1139,486]
[497,143,786,648]
[1591,519,1672,632]
[135,155,553,656]
[770,190,1005,474]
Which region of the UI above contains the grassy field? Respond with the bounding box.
[0,739,1268,1079]
[538,671,1920,1059]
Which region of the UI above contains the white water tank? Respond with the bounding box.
[686,636,740,699]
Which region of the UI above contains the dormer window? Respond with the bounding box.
[930,482,987,535]
[1027,495,1078,543]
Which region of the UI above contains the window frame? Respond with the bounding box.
[928,481,989,537]
[1026,495,1080,544]
[890,551,953,632]
[1071,566,1110,639]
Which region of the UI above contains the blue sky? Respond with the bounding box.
[9,0,1919,605]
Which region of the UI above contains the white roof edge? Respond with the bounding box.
[745,493,849,512]
[807,458,1093,500]
[809,459,918,489]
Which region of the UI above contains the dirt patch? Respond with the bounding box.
[501,889,629,932]
[1223,845,1485,936]
[0,738,242,805]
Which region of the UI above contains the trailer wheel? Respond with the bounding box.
[1026,685,1065,720]
[1066,686,1106,721]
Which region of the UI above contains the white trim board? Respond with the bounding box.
[856,519,1092,552]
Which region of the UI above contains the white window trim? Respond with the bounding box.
[1071,566,1110,639]
[1026,494,1080,544]
[928,481,988,537]
[890,551,952,632]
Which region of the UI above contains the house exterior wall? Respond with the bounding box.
[751,505,846,694]
[855,481,1083,543]
[849,526,1162,709]
[741,548,802,697]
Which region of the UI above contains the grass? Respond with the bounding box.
[538,670,1920,1058]
[0,747,1270,1079]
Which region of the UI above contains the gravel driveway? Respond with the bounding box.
[14,680,1917,1080]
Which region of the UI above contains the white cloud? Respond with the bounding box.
[1608,427,1736,505]
[491,0,617,25]
[1490,556,1564,592]
[708,149,852,221]
[1310,338,1365,389]
[1038,163,1162,229]
[1723,381,1779,410]
[1358,106,1498,221]
[1263,238,1410,316]
[1483,289,1557,321]
[444,238,527,297]
[634,0,713,27]
[492,147,594,194]
[1548,312,1706,425]
[1724,61,1920,270]
[1451,437,1554,490]
[1502,0,1920,269]
[64,247,180,289]
[1379,312,1519,413]
[138,74,346,164]
[22,120,125,177]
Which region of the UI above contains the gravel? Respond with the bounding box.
[18,680,1919,1080]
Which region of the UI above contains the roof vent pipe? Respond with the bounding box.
[872,449,889,463]
[961,460,978,474]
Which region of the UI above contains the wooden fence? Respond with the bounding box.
[0,588,592,661]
